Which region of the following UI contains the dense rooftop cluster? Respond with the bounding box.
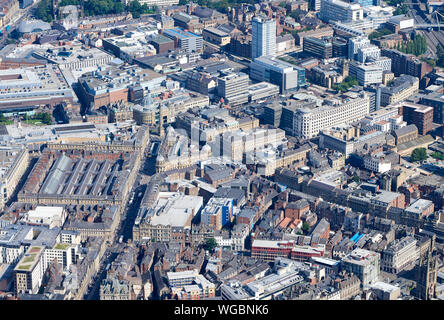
[0,0,444,302]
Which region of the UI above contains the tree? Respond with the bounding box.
[302,221,310,232]
[332,75,358,92]
[345,75,358,86]
[36,0,53,22]
[205,238,218,252]
[352,175,360,184]
[368,28,393,40]
[39,112,52,125]
[279,1,286,8]
[438,45,444,68]
[397,35,427,57]
[59,0,80,6]
[289,9,302,21]
[114,2,125,13]
[431,152,444,160]
[393,4,408,15]
[411,148,428,162]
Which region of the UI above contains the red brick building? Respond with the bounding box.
[401,103,434,135]
[285,199,310,220]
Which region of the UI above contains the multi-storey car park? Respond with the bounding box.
[0,65,74,112]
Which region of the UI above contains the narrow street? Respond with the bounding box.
[84,174,147,300]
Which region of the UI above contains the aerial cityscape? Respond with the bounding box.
[0,0,443,303]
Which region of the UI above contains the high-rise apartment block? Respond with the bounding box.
[371,56,392,72]
[251,15,276,59]
[348,36,371,60]
[310,0,321,11]
[357,45,380,63]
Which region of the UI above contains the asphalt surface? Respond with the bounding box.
[84,174,147,300]
[0,1,42,50]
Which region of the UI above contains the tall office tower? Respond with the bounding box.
[251,15,276,59]
[416,235,438,300]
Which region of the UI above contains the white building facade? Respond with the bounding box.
[252,16,276,59]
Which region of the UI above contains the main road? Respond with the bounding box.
[0,0,42,50]
[83,176,147,300]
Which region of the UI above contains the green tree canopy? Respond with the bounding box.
[332,75,358,92]
[431,152,444,160]
[368,28,393,40]
[393,3,408,15]
[289,9,302,21]
[411,148,428,162]
[437,45,444,68]
[36,0,53,22]
[59,0,80,6]
[205,238,218,252]
[397,35,427,57]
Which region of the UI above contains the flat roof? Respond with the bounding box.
[405,198,433,214]
[167,269,198,281]
[164,27,201,40]
[27,206,64,219]
[343,248,379,266]
[203,27,229,37]
[54,124,96,133]
[311,256,340,266]
[150,34,174,44]
[252,239,294,249]
[14,246,44,272]
[150,193,203,227]
[370,281,400,293]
